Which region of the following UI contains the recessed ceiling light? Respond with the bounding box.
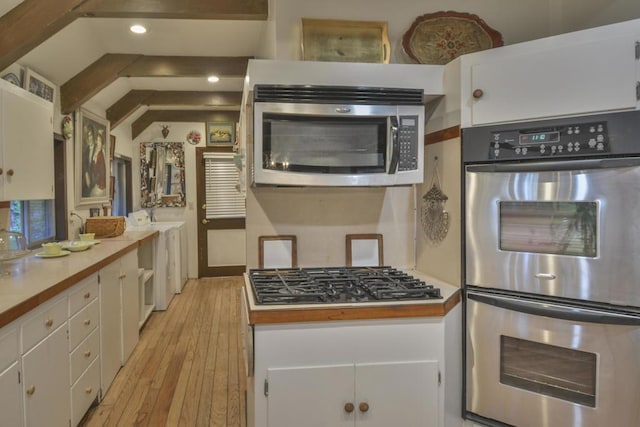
[130,25,147,34]
[207,76,220,83]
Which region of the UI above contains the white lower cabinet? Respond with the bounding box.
[71,358,100,426]
[22,323,70,427]
[0,361,22,427]
[267,361,438,427]
[120,250,139,363]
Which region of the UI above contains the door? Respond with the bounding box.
[355,361,439,427]
[466,291,640,427]
[267,365,355,427]
[100,260,122,394]
[196,147,246,277]
[0,362,23,427]
[465,158,640,306]
[120,251,139,363]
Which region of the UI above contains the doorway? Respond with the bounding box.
[111,156,133,217]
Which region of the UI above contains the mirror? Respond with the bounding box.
[140,142,186,207]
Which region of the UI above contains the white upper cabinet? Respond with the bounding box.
[461,19,640,127]
[0,79,54,201]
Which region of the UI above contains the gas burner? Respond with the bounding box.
[249,266,442,305]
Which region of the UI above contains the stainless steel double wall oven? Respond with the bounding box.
[463,110,640,427]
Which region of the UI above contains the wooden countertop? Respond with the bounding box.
[0,230,158,329]
[244,271,461,324]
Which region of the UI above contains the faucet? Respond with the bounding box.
[70,212,85,234]
[146,207,155,223]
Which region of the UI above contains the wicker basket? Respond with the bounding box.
[84,216,126,238]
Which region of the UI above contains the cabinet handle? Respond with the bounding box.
[344,402,355,413]
[119,273,126,279]
[84,292,91,299]
[0,168,3,175]
[201,219,209,225]
[84,350,92,358]
[84,319,91,326]
[26,385,36,395]
[359,402,370,413]
[472,89,484,99]
[85,387,92,394]
[6,169,14,177]
[45,318,53,327]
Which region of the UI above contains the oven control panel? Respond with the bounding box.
[489,121,610,159]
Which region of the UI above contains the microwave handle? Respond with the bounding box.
[388,117,399,174]
[466,157,640,173]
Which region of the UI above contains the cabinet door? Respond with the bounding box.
[470,35,638,125]
[267,365,354,427]
[120,250,139,363]
[22,324,70,427]
[355,361,439,427]
[99,260,122,394]
[0,361,23,427]
[1,82,54,200]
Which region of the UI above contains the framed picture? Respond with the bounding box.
[23,68,56,103]
[301,18,391,64]
[206,122,235,146]
[75,109,111,206]
[89,208,101,217]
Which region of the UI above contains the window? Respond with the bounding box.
[10,200,55,248]
[204,152,246,219]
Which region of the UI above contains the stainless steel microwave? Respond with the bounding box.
[252,85,425,187]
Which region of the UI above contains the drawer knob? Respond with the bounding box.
[472,89,484,99]
[84,292,91,299]
[0,168,3,175]
[85,387,92,394]
[26,385,36,395]
[6,169,14,177]
[84,319,91,326]
[45,318,53,327]
[84,350,92,358]
[344,402,354,413]
[359,402,370,413]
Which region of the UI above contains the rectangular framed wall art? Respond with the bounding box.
[206,122,236,146]
[23,68,56,103]
[75,109,111,207]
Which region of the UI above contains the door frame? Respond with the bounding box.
[195,146,246,277]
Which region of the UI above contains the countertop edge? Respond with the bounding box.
[0,241,140,329]
[247,289,462,324]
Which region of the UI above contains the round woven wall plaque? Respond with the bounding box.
[402,11,503,65]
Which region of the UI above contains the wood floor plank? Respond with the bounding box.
[81,277,246,427]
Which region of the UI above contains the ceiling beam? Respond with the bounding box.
[0,0,90,71]
[108,90,243,129]
[132,110,240,140]
[76,0,268,20]
[61,54,250,114]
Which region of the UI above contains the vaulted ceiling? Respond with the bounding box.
[0,0,268,137]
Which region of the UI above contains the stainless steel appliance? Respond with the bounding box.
[462,110,640,427]
[248,266,442,304]
[253,85,425,187]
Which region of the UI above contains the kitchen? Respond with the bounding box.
[0,0,639,426]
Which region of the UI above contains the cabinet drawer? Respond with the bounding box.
[21,296,67,353]
[69,299,99,351]
[0,326,18,373]
[69,274,99,316]
[70,327,99,385]
[71,357,100,427]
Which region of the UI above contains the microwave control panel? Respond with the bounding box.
[398,116,420,171]
[489,120,610,160]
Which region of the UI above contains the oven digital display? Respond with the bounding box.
[519,131,560,145]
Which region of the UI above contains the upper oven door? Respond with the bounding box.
[465,157,640,306]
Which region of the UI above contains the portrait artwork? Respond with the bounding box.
[76,109,111,206]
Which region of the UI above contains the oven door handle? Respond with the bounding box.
[466,157,640,173]
[467,290,640,325]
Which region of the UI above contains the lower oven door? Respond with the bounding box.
[465,289,640,427]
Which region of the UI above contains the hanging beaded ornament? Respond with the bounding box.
[421,156,450,244]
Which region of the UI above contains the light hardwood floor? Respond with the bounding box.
[82,277,246,427]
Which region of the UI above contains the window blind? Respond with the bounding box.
[203,152,246,219]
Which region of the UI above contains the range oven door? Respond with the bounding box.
[465,157,640,306]
[466,289,640,427]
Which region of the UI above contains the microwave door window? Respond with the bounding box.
[263,115,386,174]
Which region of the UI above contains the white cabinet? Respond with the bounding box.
[461,19,640,126]
[267,361,438,427]
[0,78,54,200]
[21,323,70,427]
[0,325,22,427]
[120,250,139,363]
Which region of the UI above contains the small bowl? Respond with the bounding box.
[79,233,95,241]
[62,241,92,252]
[42,242,63,255]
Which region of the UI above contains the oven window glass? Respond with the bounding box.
[499,201,597,257]
[262,114,386,174]
[500,336,596,407]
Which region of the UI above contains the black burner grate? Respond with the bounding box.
[249,266,442,305]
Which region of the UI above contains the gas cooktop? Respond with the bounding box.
[248,266,442,305]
